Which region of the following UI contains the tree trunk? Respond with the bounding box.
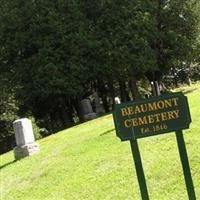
[108,81,115,109]
[150,81,157,96]
[150,81,161,96]
[129,77,140,100]
[102,95,110,113]
[73,97,85,122]
[119,80,129,102]
[58,108,73,128]
[97,80,110,113]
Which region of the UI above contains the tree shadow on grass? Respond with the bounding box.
[182,88,198,95]
[100,128,115,136]
[0,160,16,170]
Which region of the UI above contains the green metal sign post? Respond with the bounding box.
[176,130,196,200]
[113,92,196,200]
[130,139,149,200]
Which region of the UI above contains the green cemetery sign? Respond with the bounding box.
[113,92,196,200]
[113,92,191,141]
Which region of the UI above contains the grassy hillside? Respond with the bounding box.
[1,84,200,200]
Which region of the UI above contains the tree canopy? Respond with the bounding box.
[0,0,200,153]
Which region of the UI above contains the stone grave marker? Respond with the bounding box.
[81,99,97,121]
[94,92,105,115]
[13,118,39,160]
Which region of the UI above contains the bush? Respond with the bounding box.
[29,117,43,140]
[190,65,200,81]
[0,94,18,154]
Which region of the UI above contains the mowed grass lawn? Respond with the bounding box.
[1,84,200,200]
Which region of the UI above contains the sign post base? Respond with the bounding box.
[175,131,196,200]
[130,139,149,200]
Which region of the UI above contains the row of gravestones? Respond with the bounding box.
[81,92,105,121]
[13,95,121,160]
[13,97,98,160]
[81,92,121,121]
[13,98,99,160]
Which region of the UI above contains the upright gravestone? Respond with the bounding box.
[114,97,121,104]
[13,118,39,160]
[93,92,105,115]
[81,99,97,121]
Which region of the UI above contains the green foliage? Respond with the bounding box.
[191,65,200,81]
[145,0,200,80]
[29,117,42,140]
[87,1,157,79]
[0,84,200,199]
[0,90,18,154]
[0,0,96,131]
[0,0,199,146]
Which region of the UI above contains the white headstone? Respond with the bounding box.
[13,118,35,146]
[13,118,39,160]
[114,97,121,104]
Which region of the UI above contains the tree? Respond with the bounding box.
[83,0,158,101]
[0,73,18,153]
[0,0,98,131]
[0,0,199,147]
[145,0,200,93]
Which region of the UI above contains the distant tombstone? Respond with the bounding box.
[13,118,39,160]
[81,99,93,114]
[114,97,121,104]
[81,99,97,121]
[93,92,105,114]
